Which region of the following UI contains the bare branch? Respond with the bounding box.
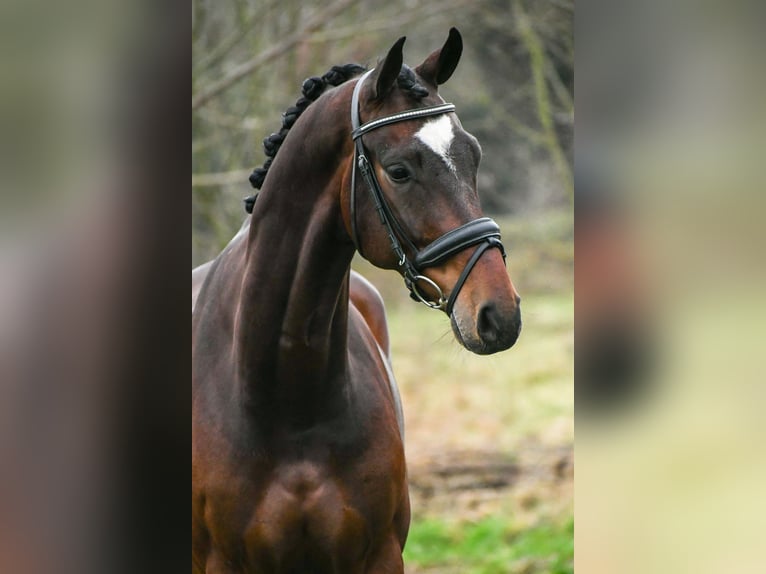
[192,0,358,111]
[305,0,473,44]
[547,0,574,13]
[513,0,573,202]
[192,169,253,188]
[486,100,548,147]
[546,62,573,112]
[197,107,266,131]
[193,0,282,76]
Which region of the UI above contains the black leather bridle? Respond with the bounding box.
[349,69,506,316]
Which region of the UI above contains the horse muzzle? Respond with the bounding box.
[452,298,521,355]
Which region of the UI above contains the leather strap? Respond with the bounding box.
[352,103,456,140]
[351,70,421,263]
[349,70,374,255]
[445,238,505,316]
[414,217,502,269]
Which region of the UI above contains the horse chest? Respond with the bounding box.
[199,419,406,573]
[243,461,371,569]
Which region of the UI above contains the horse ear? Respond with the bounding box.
[372,36,406,100]
[415,27,463,86]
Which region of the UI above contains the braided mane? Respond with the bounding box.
[245,63,430,213]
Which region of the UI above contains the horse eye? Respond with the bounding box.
[387,165,411,183]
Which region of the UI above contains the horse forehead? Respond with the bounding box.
[414,115,455,156]
[412,115,471,173]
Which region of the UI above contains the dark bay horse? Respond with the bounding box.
[192,28,521,573]
[193,221,391,357]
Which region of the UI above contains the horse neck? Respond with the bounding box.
[236,96,355,418]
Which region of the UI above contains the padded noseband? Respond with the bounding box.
[414,217,503,269]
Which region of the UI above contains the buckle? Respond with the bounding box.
[408,274,447,311]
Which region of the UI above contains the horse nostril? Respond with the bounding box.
[476,302,521,351]
[477,303,501,344]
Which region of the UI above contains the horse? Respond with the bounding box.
[193,220,391,358]
[192,28,521,573]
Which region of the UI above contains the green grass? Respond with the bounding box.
[404,516,574,573]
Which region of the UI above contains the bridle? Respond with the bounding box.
[349,69,506,316]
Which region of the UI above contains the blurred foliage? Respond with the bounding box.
[192,0,573,266]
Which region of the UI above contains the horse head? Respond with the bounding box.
[342,29,522,355]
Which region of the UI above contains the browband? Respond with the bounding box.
[352,103,456,140]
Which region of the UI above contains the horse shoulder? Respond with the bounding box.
[349,270,390,358]
[192,260,214,312]
[347,278,405,443]
[193,217,251,314]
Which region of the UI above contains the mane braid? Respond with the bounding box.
[244,63,367,213]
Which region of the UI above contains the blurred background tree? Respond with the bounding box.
[192,0,573,266]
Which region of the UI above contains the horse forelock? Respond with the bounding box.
[395,65,429,99]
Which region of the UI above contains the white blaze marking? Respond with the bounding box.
[415,115,456,173]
